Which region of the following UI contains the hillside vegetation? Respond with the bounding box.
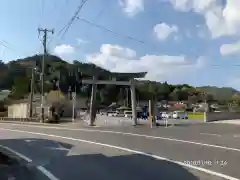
[0,54,238,105]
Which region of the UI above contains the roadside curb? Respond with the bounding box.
[0,120,68,126]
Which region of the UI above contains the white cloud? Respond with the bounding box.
[169,0,216,12]
[153,23,179,40]
[86,44,205,82]
[54,44,75,55]
[220,41,240,56]
[76,38,89,44]
[169,0,240,38]
[100,44,136,58]
[119,0,144,16]
[117,0,240,38]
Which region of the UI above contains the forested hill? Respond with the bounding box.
[198,86,239,101]
[0,54,238,104]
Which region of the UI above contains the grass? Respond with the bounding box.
[188,112,205,119]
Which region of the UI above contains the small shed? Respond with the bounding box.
[8,103,29,118]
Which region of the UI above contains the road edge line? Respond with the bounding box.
[0,127,238,180]
[0,144,59,180]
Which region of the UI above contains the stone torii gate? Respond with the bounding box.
[81,72,147,126]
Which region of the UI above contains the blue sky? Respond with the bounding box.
[1,0,240,89]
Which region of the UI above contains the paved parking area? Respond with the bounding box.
[86,115,205,127]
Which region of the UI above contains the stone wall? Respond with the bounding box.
[206,112,240,122]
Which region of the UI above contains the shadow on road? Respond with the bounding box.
[0,138,200,180]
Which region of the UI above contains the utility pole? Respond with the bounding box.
[72,85,76,123]
[89,76,97,126]
[29,68,35,119]
[38,28,54,122]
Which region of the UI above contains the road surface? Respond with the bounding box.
[0,122,240,180]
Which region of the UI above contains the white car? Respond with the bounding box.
[161,112,171,118]
[172,111,188,119]
[100,111,106,115]
[113,112,120,116]
[107,111,115,117]
[124,111,132,118]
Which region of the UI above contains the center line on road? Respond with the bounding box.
[0,127,239,180]
[3,123,240,153]
[200,133,222,137]
[0,144,59,180]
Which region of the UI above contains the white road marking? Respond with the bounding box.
[0,144,59,180]
[200,133,222,137]
[3,123,240,152]
[25,139,37,143]
[0,128,238,180]
[234,135,240,138]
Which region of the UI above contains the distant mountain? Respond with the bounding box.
[198,86,239,100]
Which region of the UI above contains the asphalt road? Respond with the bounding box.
[0,122,240,180]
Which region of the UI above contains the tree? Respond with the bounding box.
[156,82,171,101]
[188,94,199,104]
[10,76,30,99]
[177,90,189,101]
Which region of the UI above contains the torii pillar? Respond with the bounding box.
[130,79,137,126]
[89,76,97,126]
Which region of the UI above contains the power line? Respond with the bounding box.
[55,0,71,26]
[57,0,89,41]
[0,40,40,58]
[78,0,108,48]
[93,0,108,21]
[76,17,240,68]
[76,17,145,44]
[48,0,89,46]
[0,40,22,56]
[0,45,5,59]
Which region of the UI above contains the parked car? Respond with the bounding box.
[113,111,120,116]
[124,111,132,118]
[100,111,107,115]
[107,111,116,117]
[172,111,188,119]
[137,111,143,119]
[161,112,171,118]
